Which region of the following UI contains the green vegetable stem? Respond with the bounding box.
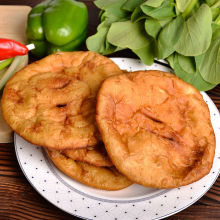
[87,0,220,91]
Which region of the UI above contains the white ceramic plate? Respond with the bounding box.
[15,58,220,220]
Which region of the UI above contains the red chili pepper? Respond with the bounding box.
[0,38,28,61]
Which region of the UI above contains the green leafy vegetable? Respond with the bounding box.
[132,40,155,65]
[87,0,220,91]
[173,53,217,91]
[177,54,196,74]
[199,36,220,84]
[86,17,121,55]
[211,7,219,20]
[181,0,199,19]
[166,54,175,68]
[145,18,161,38]
[94,0,121,10]
[176,0,191,13]
[142,0,165,8]
[86,22,113,54]
[158,17,173,27]
[141,0,176,20]
[131,7,147,22]
[122,0,146,11]
[101,0,129,19]
[107,20,151,50]
[205,0,218,6]
[195,54,204,70]
[174,4,212,56]
[157,15,184,59]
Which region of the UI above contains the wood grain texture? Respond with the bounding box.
[0,1,219,220]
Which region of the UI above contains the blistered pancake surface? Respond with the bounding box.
[96,70,215,188]
[46,149,132,190]
[1,51,122,149]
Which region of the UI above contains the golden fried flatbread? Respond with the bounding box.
[96,70,215,188]
[46,148,132,190]
[1,51,122,149]
[63,143,113,167]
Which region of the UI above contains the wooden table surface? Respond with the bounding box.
[0,1,219,219]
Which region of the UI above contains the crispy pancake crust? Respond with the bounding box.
[63,143,113,167]
[46,149,132,190]
[96,70,215,188]
[1,51,122,149]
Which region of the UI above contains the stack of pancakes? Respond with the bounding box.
[1,51,215,190]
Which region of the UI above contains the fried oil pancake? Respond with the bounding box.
[1,51,122,149]
[96,70,215,188]
[46,148,132,190]
[63,143,113,167]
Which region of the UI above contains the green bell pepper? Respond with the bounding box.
[26,0,88,57]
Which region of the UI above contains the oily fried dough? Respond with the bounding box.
[46,148,132,190]
[96,70,215,188]
[63,143,113,167]
[1,51,122,149]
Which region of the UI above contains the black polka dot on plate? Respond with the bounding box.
[132,204,135,207]
[156,213,158,216]
[190,197,193,199]
[87,207,90,209]
[68,191,70,193]
[56,191,58,193]
[174,206,176,208]
[161,204,163,206]
[20,147,22,149]
[136,218,138,219]
[149,201,151,203]
[35,168,38,170]
[164,195,167,198]
[30,154,32,156]
[115,204,118,207]
[57,201,59,203]
[24,162,26,164]
[40,159,43,162]
[105,210,108,213]
[44,180,46,182]
[124,211,127,214]
[143,209,146,212]
[70,200,72,202]
[74,210,77,212]
[177,197,179,199]
[82,198,85,200]
[98,203,101,205]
